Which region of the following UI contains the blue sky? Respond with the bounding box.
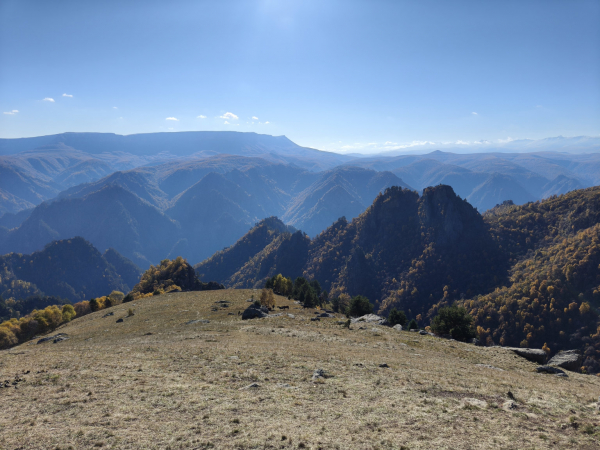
[0,0,599,153]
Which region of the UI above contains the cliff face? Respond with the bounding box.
[306,185,504,315]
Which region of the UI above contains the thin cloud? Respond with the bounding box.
[264,121,270,124]
[43,98,55,102]
[224,121,230,124]
[197,115,206,119]
[252,116,259,120]
[3,110,18,115]
[113,106,118,109]
[220,112,238,120]
[471,112,478,115]
[165,117,179,121]
[62,93,73,98]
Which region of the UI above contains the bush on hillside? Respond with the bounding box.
[260,288,275,309]
[130,257,224,300]
[407,319,418,330]
[430,305,475,341]
[388,308,407,327]
[347,295,373,317]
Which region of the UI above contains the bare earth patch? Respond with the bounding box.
[1,289,599,449]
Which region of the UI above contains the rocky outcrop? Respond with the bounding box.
[241,304,269,320]
[351,314,389,326]
[506,348,548,364]
[547,350,583,372]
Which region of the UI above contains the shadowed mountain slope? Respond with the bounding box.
[0,237,131,302]
[195,217,296,284]
[0,185,179,268]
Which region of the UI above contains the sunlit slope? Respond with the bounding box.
[1,289,599,449]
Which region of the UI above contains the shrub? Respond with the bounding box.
[388,308,407,327]
[407,319,418,330]
[260,288,275,309]
[108,291,124,306]
[347,295,372,317]
[74,300,91,316]
[123,293,134,303]
[89,298,100,312]
[61,304,76,322]
[430,305,475,341]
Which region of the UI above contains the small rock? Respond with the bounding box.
[53,336,68,343]
[555,373,569,378]
[502,400,518,411]
[379,363,390,368]
[116,318,124,323]
[419,330,427,335]
[475,364,504,371]
[246,299,254,302]
[287,314,295,319]
[547,350,583,372]
[318,312,334,318]
[392,324,403,331]
[536,365,566,375]
[469,338,481,346]
[312,369,326,380]
[311,317,320,322]
[103,312,114,317]
[186,319,209,325]
[240,383,260,390]
[464,398,488,409]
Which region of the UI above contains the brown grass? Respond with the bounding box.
[1,289,599,449]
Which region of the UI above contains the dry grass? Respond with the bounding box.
[1,289,599,449]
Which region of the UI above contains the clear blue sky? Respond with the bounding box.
[1,0,599,153]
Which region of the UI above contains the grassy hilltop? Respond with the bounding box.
[1,289,599,449]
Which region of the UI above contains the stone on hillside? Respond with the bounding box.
[351,314,389,326]
[536,365,566,375]
[506,347,547,364]
[311,317,320,321]
[312,368,327,380]
[116,318,124,323]
[241,304,269,320]
[287,313,295,319]
[393,324,403,331]
[103,312,114,317]
[419,330,427,335]
[547,350,583,371]
[318,312,334,318]
[469,338,481,346]
[240,383,260,390]
[502,400,518,411]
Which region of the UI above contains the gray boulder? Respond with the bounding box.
[506,347,548,364]
[318,312,334,318]
[351,314,389,326]
[393,324,403,331]
[241,304,269,320]
[547,350,583,372]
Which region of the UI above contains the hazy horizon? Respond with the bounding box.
[1,1,599,154]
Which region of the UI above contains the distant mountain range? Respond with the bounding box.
[0,131,598,267]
